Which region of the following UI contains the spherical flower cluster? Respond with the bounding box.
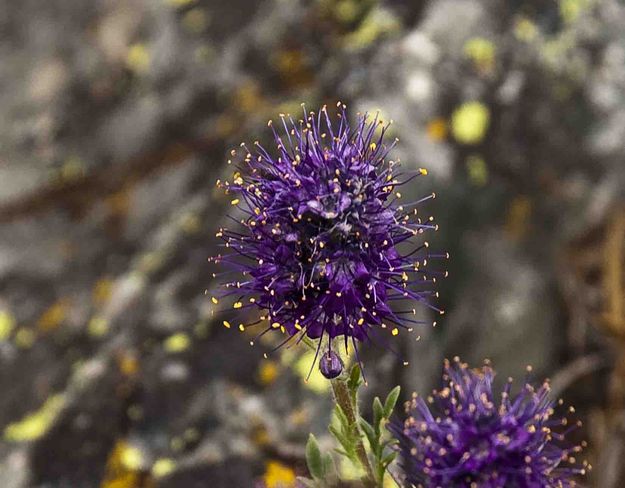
[212,103,444,377]
[389,358,588,488]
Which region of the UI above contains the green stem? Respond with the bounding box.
[331,376,379,487]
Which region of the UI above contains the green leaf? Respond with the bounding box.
[381,451,397,467]
[306,434,324,480]
[329,425,355,457]
[347,364,363,394]
[383,386,401,418]
[321,452,335,480]
[358,418,378,452]
[373,397,384,431]
[333,404,349,430]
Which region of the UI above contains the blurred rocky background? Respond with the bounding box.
[0,0,624,486]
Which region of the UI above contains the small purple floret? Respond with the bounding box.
[319,350,343,379]
[389,358,587,488]
[213,103,443,364]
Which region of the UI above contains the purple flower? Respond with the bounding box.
[211,103,443,375]
[389,358,588,488]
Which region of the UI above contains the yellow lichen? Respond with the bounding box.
[258,360,279,385]
[263,460,296,488]
[126,44,150,73]
[4,395,65,442]
[451,101,490,145]
[0,309,16,341]
[38,299,69,332]
[152,458,176,478]
[163,333,191,353]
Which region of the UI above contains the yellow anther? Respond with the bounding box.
[392,328,399,336]
[233,302,243,309]
[357,318,365,326]
[223,320,231,329]
[271,322,281,329]
[419,168,428,175]
[211,297,219,304]
[231,198,240,205]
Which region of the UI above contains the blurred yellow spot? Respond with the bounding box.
[4,395,65,442]
[288,407,310,426]
[15,328,36,349]
[118,352,139,377]
[273,50,312,88]
[0,310,16,341]
[121,445,144,470]
[235,81,264,113]
[263,460,296,488]
[233,302,243,309]
[451,101,490,144]
[294,350,330,394]
[392,328,399,336]
[180,213,201,234]
[335,0,360,23]
[102,439,152,488]
[88,316,110,337]
[560,0,591,23]
[182,8,209,33]
[466,155,489,187]
[93,279,114,307]
[164,333,191,353]
[253,426,271,446]
[463,37,496,73]
[426,118,448,142]
[514,17,538,42]
[170,436,185,452]
[211,297,219,304]
[231,199,240,205]
[258,360,279,385]
[223,320,231,329]
[38,299,69,332]
[61,156,85,181]
[343,8,400,50]
[152,458,176,478]
[506,196,532,241]
[126,43,150,73]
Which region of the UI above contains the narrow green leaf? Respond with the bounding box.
[329,425,350,452]
[306,434,324,480]
[381,450,398,467]
[358,418,378,452]
[333,404,349,429]
[383,386,401,418]
[373,397,384,432]
[347,363,363,393]
[321,452,336,480]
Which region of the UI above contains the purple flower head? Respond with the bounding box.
[389,358,588,488]
[211,103,444,374]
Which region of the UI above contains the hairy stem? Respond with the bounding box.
[331,376,378,487]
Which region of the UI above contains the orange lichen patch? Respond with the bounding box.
[117,351,139,377]
[273,49,313,89]
[263,460,296,488]
[234,81,265,113]
[251,425,271,446]
[505,196,532,241]
[38,299,70,332]
[106,188,131,219]
[426,118,448,142]
[93,278,114,307]
[258,360,279,386]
